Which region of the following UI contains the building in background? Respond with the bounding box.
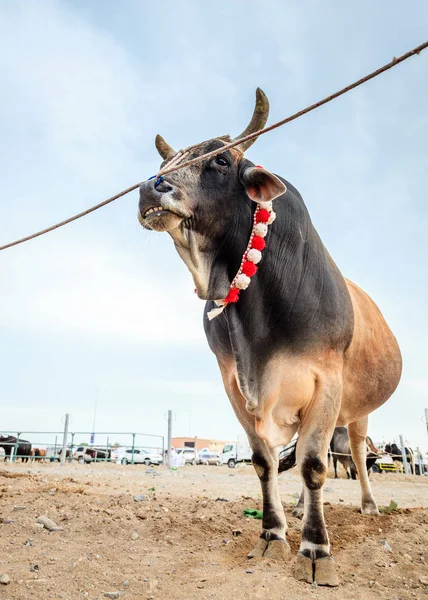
[172,437,230,453]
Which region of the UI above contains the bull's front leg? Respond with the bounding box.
[293,377,341,587]
[247,439,290,560]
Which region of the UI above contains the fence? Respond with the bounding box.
[0,428,164,465]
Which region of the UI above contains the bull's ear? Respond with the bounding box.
[241,166,286,203]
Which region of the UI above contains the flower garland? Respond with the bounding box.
[207,193,277,321]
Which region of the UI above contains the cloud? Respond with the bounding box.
[0,237,205,344]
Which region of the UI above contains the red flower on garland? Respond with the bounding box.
[251,236,266,251]
[256,209,270,224]
[225,288,240,303]
[242,261,258,277]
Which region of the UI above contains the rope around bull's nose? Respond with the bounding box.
[0,40,427,253]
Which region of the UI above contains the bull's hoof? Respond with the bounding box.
[264,539,291,560]
[293,554,339,586]
[293,553,313,583]
[247,538,268,558]
[361,500,380,516]
[292,506,304,520]
[314,556,339,586]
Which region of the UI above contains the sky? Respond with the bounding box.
[0,0,427,453]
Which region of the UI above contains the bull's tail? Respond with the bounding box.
[278,439,298,473]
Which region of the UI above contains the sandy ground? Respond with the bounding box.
[0,462,427,600]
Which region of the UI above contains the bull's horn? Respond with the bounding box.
[155,134,176,160]
[233,88,269,152]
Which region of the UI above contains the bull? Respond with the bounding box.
[385,442,414,474]
[137,89,402,586]
[330,426,378,480]
[0,435,32,462]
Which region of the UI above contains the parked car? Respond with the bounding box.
[120,448,163,466]
[80,447,112,463]
[73,446,87,460]
[198,451,221,466]
[175,447,198,465]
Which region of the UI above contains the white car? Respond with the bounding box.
[120,448,163,466]
[198,451,221,466]
[176,447,198,465]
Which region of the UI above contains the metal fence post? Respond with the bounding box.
[416,447,424,476]
[167,410,172,469]
[69,432,75,463]
[13,433,21,463]
[105,437,109,462]
[131,433,136,465]
[399,434,409,474]
[60,414,70,466]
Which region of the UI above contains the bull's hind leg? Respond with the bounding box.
[293,375,341,587]
[348,417,379,515]
[248,440,291,560]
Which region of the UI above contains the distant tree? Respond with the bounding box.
[113,442,121,448]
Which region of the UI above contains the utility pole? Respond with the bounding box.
[167,410,172,469]
[61,414,70,467]
[91,387,99,445]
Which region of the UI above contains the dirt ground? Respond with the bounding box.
[0,463,427,600]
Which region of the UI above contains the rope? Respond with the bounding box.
[330,451,412,459]
[0,39,427,253]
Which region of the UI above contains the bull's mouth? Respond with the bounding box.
[143,205,171,219]
[138,205,190,232]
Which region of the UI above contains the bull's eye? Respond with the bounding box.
[215,155,229,167]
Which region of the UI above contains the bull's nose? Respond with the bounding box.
[139,177,174,197]
[154,177,173,194]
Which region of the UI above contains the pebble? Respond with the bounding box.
[419,576,428,585]
[215,497,229,502]
[123,580,129,588]
[201,500,208,508]
[0,573,11,585]
[380,540,392,552]
[246,569,253,574]
[48,488,57,496]
[134,495,148,502]
[1,519,13,524]
[324,487,333,493]
[13,505,26,511]
[104,593,120,599]
[131,531,139,541]
[404,554,413,561]
[36,516,63,532]
[232,529,242,537]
